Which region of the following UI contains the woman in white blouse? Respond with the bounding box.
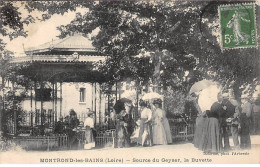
[138,100,153,146]
[84,112,95,149]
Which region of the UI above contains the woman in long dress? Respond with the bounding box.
[199,97,222,153]
[138,100,153,146]
[84,112,95,149]
[186,93,204,148]
[113,99,135,148]
[152,99,169,145]
[154,99,172,144]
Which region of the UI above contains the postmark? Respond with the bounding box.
[219,3,257,49]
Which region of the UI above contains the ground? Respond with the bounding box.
[1,135,260,164]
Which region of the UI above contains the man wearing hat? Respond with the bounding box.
[212,93,230,151]
[222,93,241,150]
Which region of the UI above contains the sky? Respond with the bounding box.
[4,5,88,56]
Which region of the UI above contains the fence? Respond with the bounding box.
[95,129,116,148]
[94,122,195,148]
[12,134,68,151]
[170,122,195,142]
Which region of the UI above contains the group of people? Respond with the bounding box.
[114,99,172,148]
[190,92,253,153]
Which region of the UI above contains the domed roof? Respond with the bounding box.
[25,33,97,55]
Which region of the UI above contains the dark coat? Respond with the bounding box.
[210,102,226,127]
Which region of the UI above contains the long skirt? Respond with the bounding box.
[116,121,127,148]
[199,117,221,153]
[193,116,206,148]
[84,126,95,149]
[152,119,167,145]
[240,113,251,149]
[138,119,152,146]
[162,118,172,144]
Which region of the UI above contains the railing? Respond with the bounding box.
[95,129,116,148]
[170,122,195,142]
[94,122,195,149]
[12,134,68,151]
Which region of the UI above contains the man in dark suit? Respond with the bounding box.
[216,93,231,151]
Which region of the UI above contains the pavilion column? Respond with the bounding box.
[12,81,17,135]
[99,83,102,126]
[60,81,62,120]
[91,83,93,112]
[55,82,57,122]
[94,83,97,127]
[30,84,33,128]
[34,81,37,126]
[40,80,44,135]
[52,82,55,124]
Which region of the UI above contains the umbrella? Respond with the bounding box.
[142,92,163,101]
[198,84,221,112]
[113,98,132,114]
[121,90,137,102]
[189,79,217,94]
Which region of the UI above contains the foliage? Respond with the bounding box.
[53,0,259,98]
[164,87,186,115]
[0,1,259,111]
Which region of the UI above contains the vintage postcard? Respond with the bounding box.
[0,0,259,165]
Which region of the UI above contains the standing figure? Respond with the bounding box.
[252,96,260,135]
[221,95,232,151]
[123,102,136,147]
[83,112,95,149]
[138,100,153,146]
[152,100,168,145]
[153,99,172,144]
[66,109,80,149]
[187,93,204,148]
[114,99,135,148]
[231,103,241,150]
[240,97,253,149]
[199,94,222,153]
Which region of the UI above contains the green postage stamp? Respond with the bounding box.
[219,3,257,49]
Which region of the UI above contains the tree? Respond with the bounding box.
[1,0,259,113]
[56,0,259,99]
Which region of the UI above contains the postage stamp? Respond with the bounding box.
[219,3,257,49]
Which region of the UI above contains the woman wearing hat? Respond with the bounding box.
[138,100,153,146]
[84,111,95,149]
[152,99,171,145]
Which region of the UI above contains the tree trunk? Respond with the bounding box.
[152,50,162,93]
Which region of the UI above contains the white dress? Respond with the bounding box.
[152,108,167,145]
[84,117,95,149]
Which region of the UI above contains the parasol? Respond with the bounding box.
[113,98,132,114]
[142,92,163,101]
[121,90,137,102]
[198,84,221,112]
[189,79,217,94]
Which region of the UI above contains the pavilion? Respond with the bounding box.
[8,33,119,136]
